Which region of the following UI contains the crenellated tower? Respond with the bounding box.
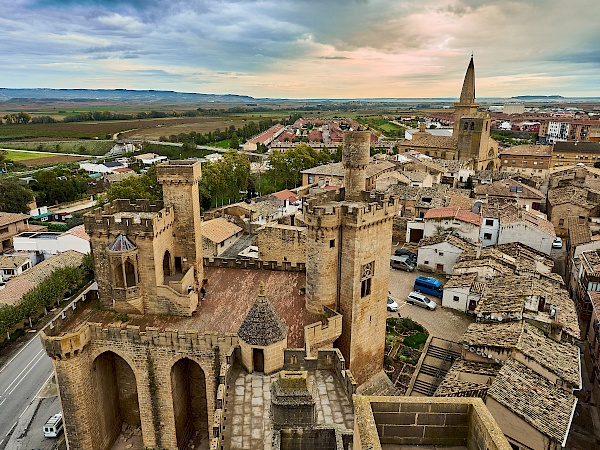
[303,131,398,385]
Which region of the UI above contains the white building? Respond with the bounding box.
[441,272,482,313]
[134,153,168,166]
[0,255,31,281]
[13,225,91,260]
[417,234,477,274]
[417,207,482,244]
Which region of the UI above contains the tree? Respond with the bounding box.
[229,133,239,149]
[267,144,331,190]
[465,176,474,190]
[199,150,251,208]
[0,178,34,213]
[104,165,163,203]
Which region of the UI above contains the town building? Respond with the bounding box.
[13,225,91,260]
[416,234,476,274]
[406,206,481,244]
[200,217,243,257]
[300,159,395,189]
[498,144,552,177]
[547,186,600,237]
[551,141,600,167]
[539,119,600,144]
[0,212,44,253]
[242,124,285,151]
[474,179,544,211]
[0,254,31,281]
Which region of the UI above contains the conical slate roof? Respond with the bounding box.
[459,56,476,105]
[238,282,288,346]
[107,234,137,252]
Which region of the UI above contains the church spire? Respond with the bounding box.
[459,55,476,105]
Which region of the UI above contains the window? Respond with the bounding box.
[453,296,460,302]
[330,239,335,248]
[485,219,494,226]
[361,262,374,298]
[308,175,314,184]
[484,233,492,240]
[4,269,15,275]
[0,227,8,234]
[464,122,469,130]
[424,260,429,265]
[533,161,537,165]
[439,252,444,256]
[512,160,516,165]
[504,160,508,164]
[470,122,475,130]
[559,218,564,226]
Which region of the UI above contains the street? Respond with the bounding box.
[388,268,474,342]
[0,333,54,449]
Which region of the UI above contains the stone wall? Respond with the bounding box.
[304,306,342,357]
[256,223,307,265]
[203,257,305,272]
[272,427,353,450]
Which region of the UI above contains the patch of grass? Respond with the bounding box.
[403,332,428,349]
[213,139,231,149]
[2,150,53,161]
[0,140,113,156]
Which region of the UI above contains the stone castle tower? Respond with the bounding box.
[303,131,397,385]
[454,56,499,171]
[85,160,203,316]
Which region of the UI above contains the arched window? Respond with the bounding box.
[125,259,137,287]
[470,122,475,130]
[163,250,172,278]
[464,122,469,130]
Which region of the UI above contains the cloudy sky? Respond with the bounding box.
[2,0,599,98]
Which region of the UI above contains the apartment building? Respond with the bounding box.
[498,145,552,177]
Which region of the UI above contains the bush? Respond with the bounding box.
[403,332,429,349]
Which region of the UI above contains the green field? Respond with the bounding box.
[0,140,113,156]
[2,150,56,161]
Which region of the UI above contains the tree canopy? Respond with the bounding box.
[104,165,163,203]
[267,144,333,190]
[0,178,34,213]
[199,150,251,209]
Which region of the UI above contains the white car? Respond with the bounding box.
[552,237,563,249]
[387,297,399,312]
[407,291,437,310]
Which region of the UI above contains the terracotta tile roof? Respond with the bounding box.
[580,249,600,275]
[0,250,85,306]
[271,190,298,204]
[247,124,285,144]
[399,171,427,182]
[444,272,478,289]
[567,216,592,246]
[488,358,577,445]
[65,224,90,241]
[301,160,395,178]
[461,321,523,349]
[434,360,499,398]
[516,323,581,387]
[547,186,598,210]
[408,133,457,150]
[424,206,482,226]
[201,217,243,244]
[498,144,552,157]
[0,212,29,228]
[474,179,543,200]
[0,255,30,269]
[419,234,477,252]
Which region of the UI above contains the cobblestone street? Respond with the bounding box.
[388,268,474,342]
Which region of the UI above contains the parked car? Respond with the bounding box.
[552,237,563,249]
[387,297,399,312]
[407,291,437,310]
[394,249,417,259]
[390,255,415,272]
[413,276,443,298]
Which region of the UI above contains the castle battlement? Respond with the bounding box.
[156,159,202,185]
[84,202,175,237]
[41,320,239,359]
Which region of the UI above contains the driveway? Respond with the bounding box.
[388,268,474,342]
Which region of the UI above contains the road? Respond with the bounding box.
[0,333,53,449]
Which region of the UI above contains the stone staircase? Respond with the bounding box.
[407,337,462,397]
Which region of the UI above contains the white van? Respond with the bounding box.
[407,291,437,310]
[390,255,415,272]
[43,413,63,438]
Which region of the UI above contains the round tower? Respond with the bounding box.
[342,131,370,201]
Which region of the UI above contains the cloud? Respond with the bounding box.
[0,0,598,97]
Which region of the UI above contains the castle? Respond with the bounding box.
[40,133,400,450]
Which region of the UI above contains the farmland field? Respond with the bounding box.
[0,140,113,156]
[1,150,54,161]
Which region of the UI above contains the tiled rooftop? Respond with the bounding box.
[474,179,543,200]
[0,250,85,306]
[419,234,477,252]
[547,186,598,210]
[516,323,581,387]
[444,272,478,289]
[0,212,29,228]
[498,144,552,157]
[201,217,243,244]
[0,254,30,269]
[581,249,600,275]
[408,132,457,149]
[487,358,577,445]
[424,207,482,225]
[54,267,319,348]
[461,322,523,349]
[567,216,592,246]
[434,360,500,398]
[301,160,395,178]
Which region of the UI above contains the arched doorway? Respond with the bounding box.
[124,259,137,287]
[486,160,495,171]
[163,250,172,278]
[92,351,141,450]
[171,358,208,449]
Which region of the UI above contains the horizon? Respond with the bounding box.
[2,1,599,98]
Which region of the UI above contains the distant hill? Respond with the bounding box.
[0,88,256,103]
[511,95,564,100]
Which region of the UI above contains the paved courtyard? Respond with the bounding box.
[388,268,474,342]
[222,367,354,450]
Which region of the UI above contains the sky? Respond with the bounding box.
[2,0,599,98]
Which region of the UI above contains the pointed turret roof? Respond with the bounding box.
[459,56,476,105]
[107,234,137,252]
[238,282,288,346]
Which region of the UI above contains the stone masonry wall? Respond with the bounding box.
[256,224,307,265]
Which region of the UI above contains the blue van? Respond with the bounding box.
[413,276,443,298]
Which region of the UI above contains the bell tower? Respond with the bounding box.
[453,56,479,136]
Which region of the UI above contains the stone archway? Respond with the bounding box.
[92,351,141,450]
[163,250,172,278]
[170,358,208,449]
[486,160,495,171]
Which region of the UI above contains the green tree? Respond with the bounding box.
[0,178,34,213]
[229,133,239,149]
[104,165,163,203]
[199,150,251,208]
[267,144,330,190]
